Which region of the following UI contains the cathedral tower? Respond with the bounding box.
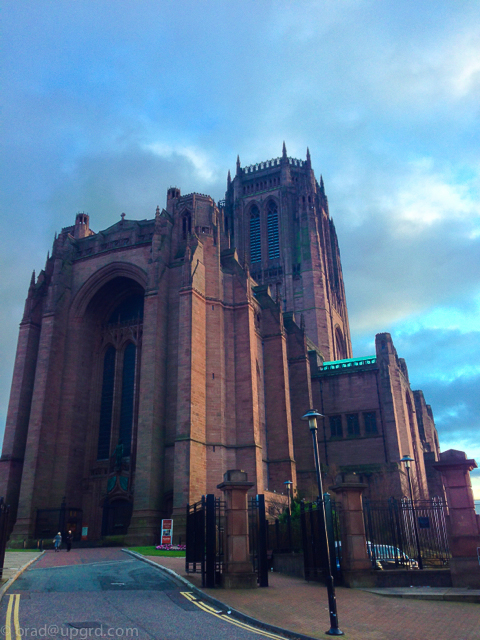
[222,144,351,361]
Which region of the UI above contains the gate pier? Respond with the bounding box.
[331,478,372,587]
[217,470,257,589]
[433,449,480,588]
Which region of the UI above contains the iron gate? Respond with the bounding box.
[363,497,450,569]
[0,498,10,579]
[248,495,268,587]
[185,495,225,587]
[265,513,303,553]
[300,495,342,582]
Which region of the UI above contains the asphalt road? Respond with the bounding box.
[1,551,284,640]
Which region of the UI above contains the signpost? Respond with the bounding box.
[161,519,173,545]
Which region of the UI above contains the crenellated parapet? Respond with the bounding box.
[241,156,307,174]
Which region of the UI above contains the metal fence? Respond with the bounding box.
[0,498,10,579]
[248,495,269,587]
[250,495,342,583]
[185,495,225,587]
[265,515,303,553]
[300,495,342,582]
[363,497,450,569]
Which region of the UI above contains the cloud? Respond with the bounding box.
[43,145,226,233]
[144,143,220,184]
[332,157,480,334]
[352,321,480,495]
[354,322,480,459]
[391,159,480,232]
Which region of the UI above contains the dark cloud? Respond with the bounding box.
[44,145,226,229]
[390,328,480,446]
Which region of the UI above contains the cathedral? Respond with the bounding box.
[0,144,443,545]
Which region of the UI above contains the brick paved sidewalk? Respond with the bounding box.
[148,556,480,640]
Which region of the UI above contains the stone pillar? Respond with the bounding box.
[433,449,480,588]
[217,470,257,589]
[331,477,372,588]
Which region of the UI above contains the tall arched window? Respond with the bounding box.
[406,393,422,499]
[267,200,279,260]
[97,346,116,460]
[335,327,347,360]
[96,294,143,461]
[119,343,136,457]
[250,205,261,263]
[182,212,192,240]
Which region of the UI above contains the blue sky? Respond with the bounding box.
[1,0,479,496]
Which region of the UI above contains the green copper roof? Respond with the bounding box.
[323,356,376,366]
[320,356,377,374]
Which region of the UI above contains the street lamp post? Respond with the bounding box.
[283,480,293,515]
[400,455,423,570]
[284,479,293,550]
[302,410,344,636]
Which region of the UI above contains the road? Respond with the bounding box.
[1,549,283,640]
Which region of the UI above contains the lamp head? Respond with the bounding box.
[400,455,414,469]
[301,409,324,431]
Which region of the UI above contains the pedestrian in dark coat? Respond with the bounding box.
[66,530,73,552]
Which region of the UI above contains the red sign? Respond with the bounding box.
[161,519,173,545]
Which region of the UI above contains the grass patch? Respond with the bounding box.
[128,546,186,557]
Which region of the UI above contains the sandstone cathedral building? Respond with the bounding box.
[0,144,443,545]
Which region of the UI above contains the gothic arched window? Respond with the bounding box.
[267,200,280,260]
[182,212,192,240]
[335,327,347,360]
[97,346,116,460]
[96,294,143,461]
[119,343,136,457]
[250,205,261,263]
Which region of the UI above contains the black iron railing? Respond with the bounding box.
[265,515,303,554]
[363,496,450,569]
[0,498,10,579]
[300,497,342,582]
[248,495,268,587]
[186,495,225,588]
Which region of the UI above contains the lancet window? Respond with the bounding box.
[96,294,143,461]
[267,200,280,260]
[97,347,116,460]
[182,211,192,240]
[250,205,261,263]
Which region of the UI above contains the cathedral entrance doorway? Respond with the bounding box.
[101,498,133,536]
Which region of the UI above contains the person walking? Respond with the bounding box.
[53,532,62,552]
[66,530,73,552]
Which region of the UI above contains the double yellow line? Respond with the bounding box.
[5,594,21,640]
[180,591,286,639]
